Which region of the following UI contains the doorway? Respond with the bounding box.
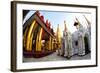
[84,36,90,54]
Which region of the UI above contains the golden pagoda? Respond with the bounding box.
[56,24,62,49]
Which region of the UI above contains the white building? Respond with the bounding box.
[58,17,91,58]
[58,21,74,59]
[72,18,91,56]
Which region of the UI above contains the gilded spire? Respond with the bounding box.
[57,24,59,36]
[56,24,61,49]
[56,24,61,40]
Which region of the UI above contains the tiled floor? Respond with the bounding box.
[23,51,91,62]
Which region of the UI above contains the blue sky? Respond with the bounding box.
[23,10,91,37]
